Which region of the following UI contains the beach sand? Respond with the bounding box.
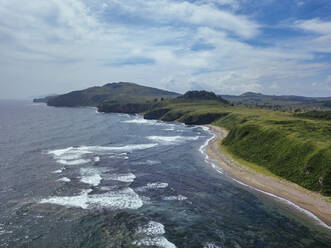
[206,125,331,228]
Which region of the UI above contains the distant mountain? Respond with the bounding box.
[221,92,331,110]
[47,82,180,107]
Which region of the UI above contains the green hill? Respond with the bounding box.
[47,82,180,107]
[221,92,331,111]
[142,97,331,196]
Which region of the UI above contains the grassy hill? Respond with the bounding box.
[296,110,331,121]
[142,95,331,196]
[47,82,180,107]
[221,92,331,111]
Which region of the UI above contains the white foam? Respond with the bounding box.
[134,221,176,248]
[231,177,331,230]
[198,127,224,176]
[134,236,176,248]
[136,182,168,192]
[52,168,64,174]
[123,118,157,124]
[48,144,157,165]
[40,188,143,210]
[48,147,75,157]
[163,195,187,201]
[204,243,222,248]
[137,221,165,236]
[0,223,13,235]
[134,160,161,166]
[147,136,199,145]
[80,168,102,186]
[56,177,71,182]
[56,159,91,165]
[106,173,136,183]
[164,128,175,131]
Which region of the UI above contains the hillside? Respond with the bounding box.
[142,97,331,196]
[221,92,331,111]
[47,82,180,107]
[296,110,331,120]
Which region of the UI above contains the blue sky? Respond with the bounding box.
[0,0,330,98]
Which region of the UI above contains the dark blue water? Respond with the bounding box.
[0,100,330,248]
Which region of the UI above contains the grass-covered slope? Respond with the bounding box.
[222,92,331,111]
[144,98,331,196]
[47,82,179,107]
[296,110,331,120]
[215,112,331,195]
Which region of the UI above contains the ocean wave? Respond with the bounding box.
[136,182,168,192]
[134,160,161,166]
[56,177,71,182]
[106,173,136,183]
[147,135,199,145]
[231,178,331,230]
[134,221,176,248]
[40,188,143,210]
[56,159,91,165]
[52,168,64,174]
[204,243,222,248]
[80,168,102,186]
[48,144,157,165]
[162,195,187,201]
[0,223,13,235]
[123,118,157,124]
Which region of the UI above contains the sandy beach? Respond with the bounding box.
[206,125,331,228]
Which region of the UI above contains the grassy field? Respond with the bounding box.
[144,100,331,196]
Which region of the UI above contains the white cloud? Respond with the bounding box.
[102,0,259,39]
[0,0,330,98]
[295,18,331,35]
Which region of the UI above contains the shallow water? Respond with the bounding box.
[0,100,330,248]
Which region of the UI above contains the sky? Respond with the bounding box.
[0,0,331,99]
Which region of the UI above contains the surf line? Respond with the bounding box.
[199,126,331,230]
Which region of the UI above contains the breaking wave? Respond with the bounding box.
[147,136,199,145]
[136,182,168,192]
[40,188,143,210]
[80,168,102,186]
[133,221,176,248]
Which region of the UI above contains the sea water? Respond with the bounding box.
[0,100,330,248]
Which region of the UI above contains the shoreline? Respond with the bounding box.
[204,125,331,229]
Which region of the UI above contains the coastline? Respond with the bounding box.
[205,125,331,229]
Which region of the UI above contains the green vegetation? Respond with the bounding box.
[221,92,331,111]
[47,82,179,107]
[296,110,331,121]
[323,100,331,108]
[143,96,331,196]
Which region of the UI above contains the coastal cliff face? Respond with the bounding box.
[97,103,155,114]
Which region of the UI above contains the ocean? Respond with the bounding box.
[0,100,330,248]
